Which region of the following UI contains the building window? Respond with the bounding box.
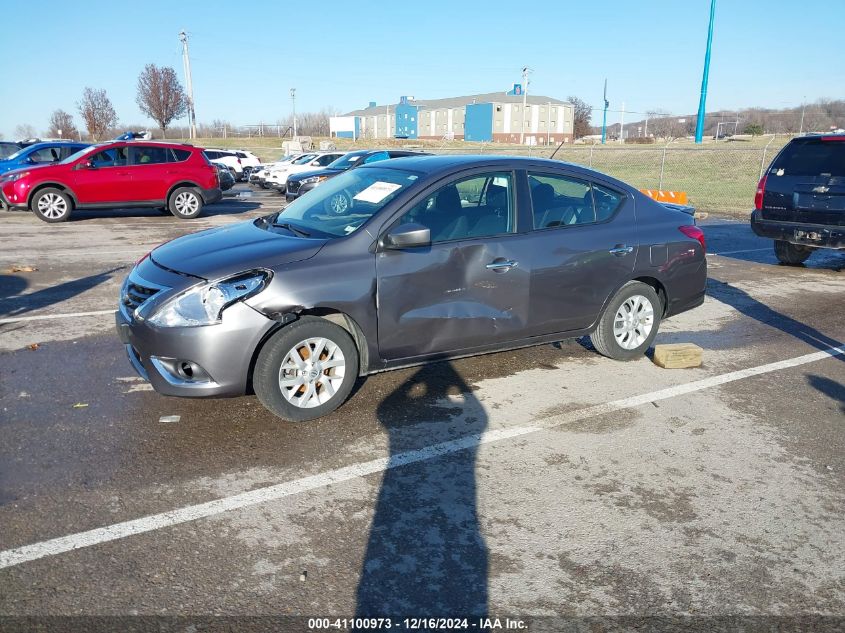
[496,105,502,112]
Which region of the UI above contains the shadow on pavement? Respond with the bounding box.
[0,267,122,319]
[708,279,844,361]
[356,362,488,617]
[66,199,263,221]
[806,375,845,414]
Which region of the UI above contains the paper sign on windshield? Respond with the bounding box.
[353,181,402,204]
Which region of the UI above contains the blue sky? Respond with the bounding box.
[1,0,842,139]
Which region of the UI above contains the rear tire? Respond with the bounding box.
[31,188,72,223]
[168,187,203,219]
[253,317,360,422]
[774,240,812,265]
[590,281,662,361]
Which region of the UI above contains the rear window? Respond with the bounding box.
[171,148,192,162]
[771,139,845,177]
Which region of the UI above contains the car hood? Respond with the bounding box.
[0,163,56,176]
[289,167,343,182]
[150,218,327,280]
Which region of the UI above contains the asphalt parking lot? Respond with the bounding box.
[1,185,843,628]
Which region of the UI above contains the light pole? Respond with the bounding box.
[694,0,716,144]
[179,30,197,140]
[290,88,297,137]
[519,66,532,145]
[799,96,806,135]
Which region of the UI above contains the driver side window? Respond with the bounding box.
[90,147,128,168]
[397,172,514,243]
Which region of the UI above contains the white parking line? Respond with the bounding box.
[708,248,771,256]
[0,310,114,324]
[1,344,841,570]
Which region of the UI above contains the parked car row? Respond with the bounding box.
[250,149,430,209]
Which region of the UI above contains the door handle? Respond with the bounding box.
[609,245,634,256]
[486,259,518,271]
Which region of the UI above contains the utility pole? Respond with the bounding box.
[694,0,716,144]
[519,66,531,145]
[619,101,625,143]
[644,112,649,138]
[290,88,297,137]
[179,30,197,139]
[601,79,609,144]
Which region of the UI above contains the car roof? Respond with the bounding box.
[367,154,633,187]
[20,140,88,150]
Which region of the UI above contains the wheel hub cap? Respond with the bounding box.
[612,294,655,350]
[278,337,346,409]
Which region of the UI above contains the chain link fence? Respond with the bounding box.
[194,136,792,216]
[420,139,787,214]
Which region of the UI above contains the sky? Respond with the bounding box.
[1,0,842,139]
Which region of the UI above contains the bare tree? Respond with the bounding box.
[77,87,118,141]
[567,96,593,139]
[14,124,37,140]
[136,64,187,136]
[47,109,79,139]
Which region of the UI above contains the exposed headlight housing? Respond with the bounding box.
[145,269,272,327]
[301,175,328,185]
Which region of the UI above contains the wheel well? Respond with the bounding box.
[244,308,369,395]
[166,181,202,203]
[302,309,369,376]
[633,276,669,316]
[27,183,76,207]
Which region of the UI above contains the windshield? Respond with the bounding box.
[258,167,419,238]
[292,154,317,165]
[60,145,99,164]
[325,153,365,170]
[6,147,32,161]
[0,143,21,159]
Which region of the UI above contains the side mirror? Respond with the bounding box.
[383,223,431,249]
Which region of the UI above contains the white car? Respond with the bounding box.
[251,153,304,186]
[203,149,245,179]
[232,150,261,170]
[265,152,346,190]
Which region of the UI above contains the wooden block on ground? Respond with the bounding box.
[653,343,703,369]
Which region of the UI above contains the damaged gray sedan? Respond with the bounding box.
[116,155,707,421]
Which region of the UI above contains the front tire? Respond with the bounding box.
[168,187,203,219]
[774,240,812,265]
[31,188,72,223]
[590,281,662,361]
[253,317,360,422]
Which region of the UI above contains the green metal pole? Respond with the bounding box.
[695,0,716,144]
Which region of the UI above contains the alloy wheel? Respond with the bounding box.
[174,192,199,216]
[37,193,68,219]
[612,294,655,350]
[277,337,346,409]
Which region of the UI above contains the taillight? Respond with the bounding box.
[679,225,705,253]
[754,175,767,210]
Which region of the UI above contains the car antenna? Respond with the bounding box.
[549,139,566,161]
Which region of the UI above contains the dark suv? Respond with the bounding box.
[751,135,844,264]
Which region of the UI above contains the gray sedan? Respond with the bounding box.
[116,155,707,421]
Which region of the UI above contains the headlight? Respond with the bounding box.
[301,175,327,185]
[1,171,29,183]
[145,270,272,327]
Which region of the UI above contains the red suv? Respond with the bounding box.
[0,141,221,223]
